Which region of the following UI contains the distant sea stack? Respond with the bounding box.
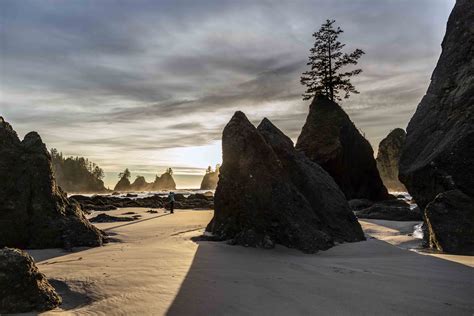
[206,112,364,253]
[296,96,390,201]
[130,176,152,191]
[0,117,103,249]
[152,169,176,190]
[0,248,61,314]
[200,166,220,190]
[399,0,474,254]
[376,128,407,192]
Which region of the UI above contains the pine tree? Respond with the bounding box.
[301,19,365,101]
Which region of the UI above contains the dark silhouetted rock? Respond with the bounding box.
[296,96,390,201]
[376,128,407,192]
[200,169,219,190]
[399,0,474,254]
[206,112,364,253]
[130,176,152,191]
[0,117,103,249]
[355,199,422,221]
[0,248,61,313]
[424,190,474,254]
[89,213,138,223]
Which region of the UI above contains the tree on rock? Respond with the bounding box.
[301,19,365,101]
[118,168,131,179]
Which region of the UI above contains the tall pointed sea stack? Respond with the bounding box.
[376,128,406,192]
[0,117,103,249]
[206,112,364,253]
[296,96,390,201]
[399,0,474,254]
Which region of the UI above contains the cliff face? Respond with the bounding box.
[152,172,176,190]
[296,96,390,201]
[206,112,364,253]
[0,117,103,249]
[376,128,407,192]
[200,171,219,190]
[399,0,474,254]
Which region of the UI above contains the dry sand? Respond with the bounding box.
[26,208,473,315]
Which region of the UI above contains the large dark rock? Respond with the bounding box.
[296,96,390,201]
[200,170,219,190]
[0,117,103,249]
[354,199,422,221]
[399,0,474,254]
[424,190,474,254]
[205,112,364,253]
[376,128,407,192]
[113,176,131,192]
[0,247,61,313]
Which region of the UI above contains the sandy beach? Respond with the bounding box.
[26,208,473,316]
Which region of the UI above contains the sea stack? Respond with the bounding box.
[200,167,219,190]
[296,96,390,201]
[0,248,61,313]
[206,112,364,253]
[130,176,152,191]
[152,170,176,190]
[376,128,407,192]
[0,117,103,249]
[399,0,474,254]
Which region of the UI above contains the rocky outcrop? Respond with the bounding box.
[399,0,474,254]
[376,128,407,192]
[130,176,152,191]
[0,248,61,313]
[113,176,131,192]
[296,96,390,201]
[0,117,103,249]
[152,172,176,190]
[200,170,219,190]
[205,112,364,253]
[354,199,422,221]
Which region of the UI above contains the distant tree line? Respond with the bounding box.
[50,148,107,193]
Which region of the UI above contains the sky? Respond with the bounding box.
[0,0,454,188]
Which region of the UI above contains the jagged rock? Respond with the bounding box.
[152,172,176,190]
[0,247,61,313]
[113,176,131,192]
[200,170,219,190]
[399,0,474,254]
[376,128,407,192]
[206,112,364,253]
[130,176,152,191]
[296,96,390,201]
[0,117,103,249]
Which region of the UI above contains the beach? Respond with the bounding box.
[27,208,473,316]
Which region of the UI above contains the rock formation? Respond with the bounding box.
[152,171,176,190]
[200,167,219,190]
[296,96,390,201]
[0,247,61,314]
[205,112,364,253]
[113,175,131,192]
[399,0,474,254]
[0,117,103,249]
[130,176,152,191]
[376,128,407,192]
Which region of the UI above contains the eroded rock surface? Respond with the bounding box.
[376,128,407,192]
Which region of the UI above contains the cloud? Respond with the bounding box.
[0,0,455,187]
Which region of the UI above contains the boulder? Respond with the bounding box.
[0,117,103,249]
[0,247,61,313]
[296,96,390,201]
[399,0,474,254]
[205,112,364,253]
[89,213,138,223]
[355,200,422,221]
[376,128,407,192]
